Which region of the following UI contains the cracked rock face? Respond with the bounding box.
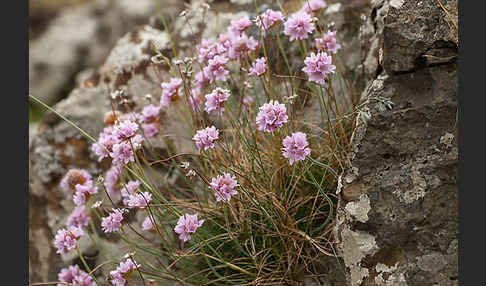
[335,0,458,285]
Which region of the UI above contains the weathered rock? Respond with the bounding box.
[29,0,181,105]
[334,0,458,285]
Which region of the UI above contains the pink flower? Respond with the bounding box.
[60,169,92,198]
[126,192,152,209]
[54,226,84,255]
[104,166,122,202]
[256,100,288,132]
[160,78,183,107]
[256,9,284,35]
[110,135,143,166]
[109,259,140,286]
[66,206,90,228]
[73,181,98,206]
[228,34,259,59]
[120,181,141,198]
[205,87,231,115]
[194,69,211,89]
[114,120,139,141]
[302,51,336,84]
[120,112,139,122]
[57,265,95,286]
[142,216,154,231]
[282,132,311,165]
[140,104,160,123]
[243,96,254,106]
[193,126,219,150]
[197,39,227,63]
[283,11,315,41]
[210,173,239,202]
[142,122,159,138]
[91,126,117,162]
[189,87,205,111]
[300,0,327,14]
[315,30,341,54]
[206,55,229,82]
[101,209,124,233]
[230,16,253,36]
[174,213,204,242]
[249,57,268,76]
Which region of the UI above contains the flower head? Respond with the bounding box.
[104,166,122,202]
[300,0,327,14]
[126,192,153,209]
[248,57,268,76]
[256,9,284,35]
[54,226,84,255]
[256,100,288,132]
[110,135,143,166]
[205,87,231,115]
[282,132,311,165]
[91,126,117,162]
[66,206,90,228]
[60,169,92,198]
[142,122,159,138]
[315,30,341,54]
[101,209,124,233]
[57,265,95,286]
[210,173,239,202]
[114,120,139,141]
[197,39,227,63]
[189,87,205,111]
[230,16,253,36]
[160,78,183,107]
[174,213,204,242]
[109,259,140,286]
[140,104,160,123]
[142,216,154,231]
[193,126,220,150]
[284,11,315,41]
[73,181,98,206]
[302,51,335,84]
[228,34,259,59]
[206,55,229,82]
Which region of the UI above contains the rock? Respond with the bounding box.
[29,0,181,105]
[334,0,458,285]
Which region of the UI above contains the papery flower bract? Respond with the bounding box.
[282,132,311,165]
[228,34,259,60]
[160,77,183,107]
[204,87,231,115]
[60,169,92,198]
[210,173,239,202]
[302,51,336,84]
[174,213,204,242]
[256,100,288,132]
[54,226,84,255]
[142,216,154,231]
[142,122,159,138]
[206,55,229,82]
[248,57,268,76]
[140,104,160,123]
[126,192,152,209]
[283,11,315,41]
[66,205,90,228]
[101,209,124,233]
[256,9,284,35]
[315,30,341,54]
[300,0,327,14]
[193,126,220,150]
[114,120,139,141]
[230,16,253,36]
[57,265,95,286]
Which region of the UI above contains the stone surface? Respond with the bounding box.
[334,0,458,285]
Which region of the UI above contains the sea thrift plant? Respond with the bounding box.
[230,16,253,36]
[205,87,231,115]
[174,213,204,242]
[54,226,84,255]
[302,51,336,84]
[284,11,315,41]
[66,205,90,228]
[255,9,284,35]
[57,265,95,286]
[109,259,141,286]
[193,126,219,150]
[210,173,239,202]
[101,209,124,233]
[316,30,341,54]
[248,57,268,76]
[256,100,288,132]
[300,0,327,14]
[206,55,230,82]
[60,169,92,198]
[142,216,154,231]
[160,77,183,106]
[282,132,311,165]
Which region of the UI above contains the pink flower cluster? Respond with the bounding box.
[109,259,141,286]
[54,226,84,255]
[101,209,124,233]
[193,126,220,150]
[228,34,259,60]
[205,55,230,82]
[299,0,327,14]
[256,9,284,35]
[104,165,122,202]
[160,77,183,107]
[57,265,95,286]
[316,30,341,54]
[66,206,90,228]
[282,132,311,165]
[174,213,204,242]
[60,169,92,198]
[249,57,268,76]
[205,87,231,115]
[284,11,315,41]
[230,16,253,36]
[142,216,154,231]
[302,51,336,84]
[140,104,161,138]
[256,100,288,132]
[210,173,239,202]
